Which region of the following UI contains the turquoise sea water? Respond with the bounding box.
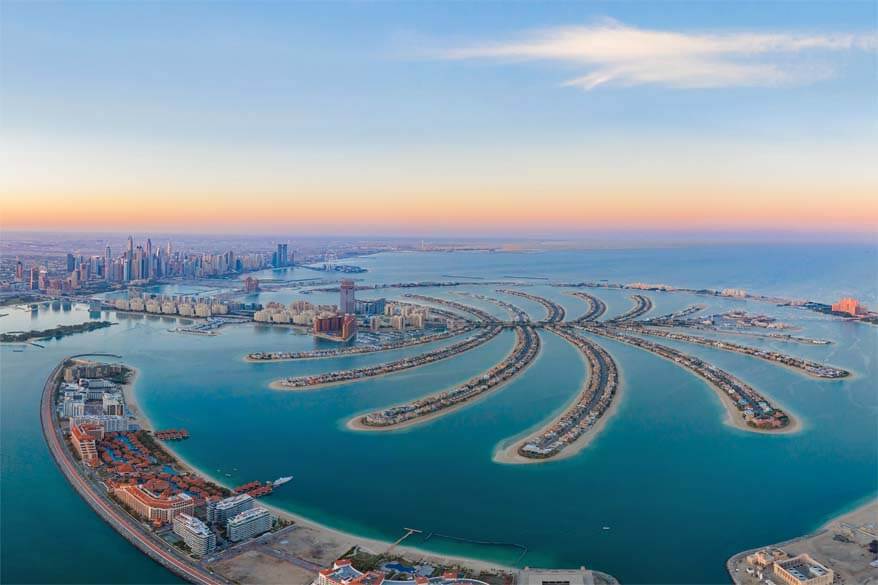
[1,244,876,584]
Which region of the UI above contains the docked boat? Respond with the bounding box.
[272,476,293,487]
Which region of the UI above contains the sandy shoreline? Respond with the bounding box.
[726,497,878,584]
[121,363,518,575]
[119,365,151,431]
[346,330,541,433]
[493,345,625,465]
[157,435,514,574]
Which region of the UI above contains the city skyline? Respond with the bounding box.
[2,2,876,238]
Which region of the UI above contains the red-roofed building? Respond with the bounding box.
[70,423,103,466]
[113,483,195,524]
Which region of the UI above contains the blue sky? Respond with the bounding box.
[1,1,876,237]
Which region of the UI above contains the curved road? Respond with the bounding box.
[40,356,226,585]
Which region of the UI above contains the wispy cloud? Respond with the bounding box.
[439,19,876,89]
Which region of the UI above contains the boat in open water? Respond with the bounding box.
[272,476,293,487]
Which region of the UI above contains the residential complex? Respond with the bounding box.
[226,506,273,542]
[207,493,254,525]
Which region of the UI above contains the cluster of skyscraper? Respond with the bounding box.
[13,236,292,292]
[272,243,292,268]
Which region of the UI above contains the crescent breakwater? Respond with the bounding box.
[350,325,541,430]
[616,324,850,379]
[498,326,620,463]
[495,290,566,323]
[271,326,503,390]
[567,291,608,323]
[579,323,798,433]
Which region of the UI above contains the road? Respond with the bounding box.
[40,356,227,585]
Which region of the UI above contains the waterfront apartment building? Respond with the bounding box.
[207,493,254,525]
[61,390,86,418]
[114,484,195,524]
[102,392,124,415]
[64,362,124,383]
[357,298,386,316]
[772,555,833,585]
[172,513,216,557]
[226,506,272,542]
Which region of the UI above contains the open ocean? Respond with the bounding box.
[2,244,876,584]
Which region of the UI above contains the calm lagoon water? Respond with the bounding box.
[1,245,876,584]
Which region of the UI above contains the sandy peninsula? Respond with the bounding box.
[493,353,625,465]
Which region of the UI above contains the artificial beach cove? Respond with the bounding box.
[2,242,876,585]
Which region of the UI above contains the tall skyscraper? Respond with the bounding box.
[339,279,356,314]
[66,253,76,273]
[105,245,112,280]
[145,239,153,278]
[275,243,288,267]
[126,235,134,281]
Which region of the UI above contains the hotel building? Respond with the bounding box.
[831,297,866,317]
[113,484,195,524]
